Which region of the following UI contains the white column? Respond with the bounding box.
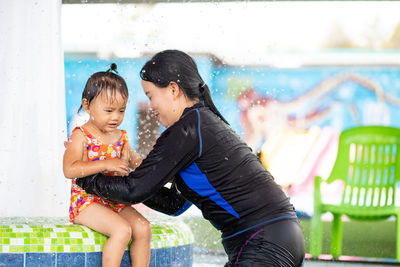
[0,0,69,217]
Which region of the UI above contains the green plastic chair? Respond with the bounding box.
[310,126,400,261]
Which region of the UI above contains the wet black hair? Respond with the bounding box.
[140,50,228,124]
[78,63,128,113]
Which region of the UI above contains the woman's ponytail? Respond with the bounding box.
[200,83,229,125]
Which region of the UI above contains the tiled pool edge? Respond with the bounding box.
[0,217,194,267]
[0,245,193,267]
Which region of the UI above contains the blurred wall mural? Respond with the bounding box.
[65,54,400,204]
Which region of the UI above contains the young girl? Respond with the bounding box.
[63,64,151,267]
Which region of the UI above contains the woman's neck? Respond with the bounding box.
[175,99,199,119]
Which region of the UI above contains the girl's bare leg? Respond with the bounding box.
[120,206,152,267]
[74,203,132,267]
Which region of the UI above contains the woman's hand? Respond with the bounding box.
[122,140,143,170]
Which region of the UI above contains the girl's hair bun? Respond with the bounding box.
[110,63,117,72]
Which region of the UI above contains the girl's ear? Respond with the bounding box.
[82,98,90,113]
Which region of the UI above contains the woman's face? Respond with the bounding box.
[141,80,178,128]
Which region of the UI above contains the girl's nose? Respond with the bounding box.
[112,112,122,120]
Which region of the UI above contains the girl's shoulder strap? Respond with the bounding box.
[118,130,129,146]
[119,129,129,143]
[71,126,92,139]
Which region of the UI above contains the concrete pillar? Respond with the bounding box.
[0,0,68,216]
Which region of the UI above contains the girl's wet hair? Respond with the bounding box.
[78,63,128,112]
[140,50,228,124]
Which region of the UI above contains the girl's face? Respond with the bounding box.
[83,90,127,133]
[141,80,179,128]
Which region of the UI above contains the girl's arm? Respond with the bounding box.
[63,130,129,179]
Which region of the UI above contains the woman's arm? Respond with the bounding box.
[122,140,142,170]
[76,110,200,204]
[143,183,192,216]
[63,131,129,179]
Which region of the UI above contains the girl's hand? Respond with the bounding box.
[103,159,130,176]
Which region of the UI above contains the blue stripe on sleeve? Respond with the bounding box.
[180,162,239,219]
[173,201,193,216]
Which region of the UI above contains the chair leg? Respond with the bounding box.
[396,215,400,262]
[310,210,323,258]
[331,213,343,258]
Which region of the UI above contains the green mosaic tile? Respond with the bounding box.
[152,229,162,234]
[0,216,194,253]
[152,235,161,241]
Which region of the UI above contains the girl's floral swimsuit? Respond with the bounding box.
[69,126,128,223]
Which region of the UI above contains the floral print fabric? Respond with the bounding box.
[68,126,128,223]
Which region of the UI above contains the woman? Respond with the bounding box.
[77,50,305,266]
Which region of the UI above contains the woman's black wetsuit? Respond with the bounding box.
[77,103,305,266]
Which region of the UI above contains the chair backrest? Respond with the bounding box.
[328,126,400,209]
